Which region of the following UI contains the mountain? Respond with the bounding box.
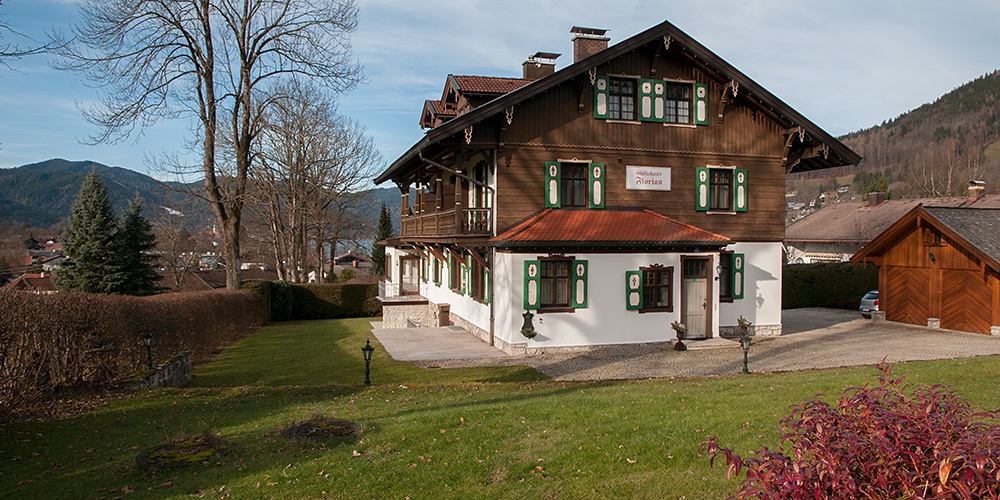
[0,158,403,233]
[790,70,1000,200]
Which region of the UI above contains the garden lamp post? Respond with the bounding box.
[740,334,751,374]
[361,339,375,386]
[142,331,154,369]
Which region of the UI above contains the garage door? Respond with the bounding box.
[885,266,929,326]
[940,270,992,334]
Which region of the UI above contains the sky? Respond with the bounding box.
[1,0,999,180]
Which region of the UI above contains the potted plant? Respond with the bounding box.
[671,320,687,351]
[737,315,752,336]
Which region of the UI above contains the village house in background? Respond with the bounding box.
[374,20,859,353]
[785,182,1000,264]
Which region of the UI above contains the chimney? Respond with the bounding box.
[867,192,886,207]
[571,26,610,63]
[522,51,560,80]
[968,180,986,201]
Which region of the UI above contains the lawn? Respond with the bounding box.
[3,318,1000,499]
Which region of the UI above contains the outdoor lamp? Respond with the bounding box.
[361,339,375,386]
[740,334,752,374]
[142,331,154,369]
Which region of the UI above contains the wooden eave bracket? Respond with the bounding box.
[456,244,490,271]
[717,80,738,123]
[783,126,804,173]
[417,243,448,263]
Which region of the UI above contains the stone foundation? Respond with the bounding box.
[129,351,192,390]
[719,324,782,338]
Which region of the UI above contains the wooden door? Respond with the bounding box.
[885,266,929,325]
[682,258,710,339]
[400,257,420,296]
[940,270,991,334]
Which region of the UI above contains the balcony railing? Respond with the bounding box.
[378,280,421,300]
[400,208,491,238]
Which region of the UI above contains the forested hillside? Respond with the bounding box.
[791,70,1000,199]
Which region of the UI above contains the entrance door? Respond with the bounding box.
[400,257,420,295]
[682,258,710,339]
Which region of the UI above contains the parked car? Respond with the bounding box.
[859,290,879,318]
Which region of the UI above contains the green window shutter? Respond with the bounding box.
[734,169,748,212]
[421,257,428,282]
[465,254,473,296]
[639,79,665,122]
[484,267,491,304]
[589,163,605,209]
[695,167,710,211]
[448,255,454,289]
[694,83,709,125]
[593,75,609,119]
[625,270,642,310]
[545,161,561,208]
[524,260,541,310]
[571,260,588,308]
[732,253,745,300]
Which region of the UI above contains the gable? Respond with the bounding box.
[376,19,859,186]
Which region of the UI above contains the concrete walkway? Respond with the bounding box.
[370,322,505,361]
[371,309,1000,381]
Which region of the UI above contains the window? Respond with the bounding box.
[544,162,605,209]
[710,169,733,211]
[560,163,589,207]
[625,266,674,312]
[608,77,636,120]
[433,257,441,285]
[718,253,733,302]
[696,166,748,212]
[524,258,588,311]
[597,75,707,125]
[450,253,461,292]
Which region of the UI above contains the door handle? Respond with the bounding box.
[702,300,707,309]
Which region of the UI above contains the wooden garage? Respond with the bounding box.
[851,206,1000,335]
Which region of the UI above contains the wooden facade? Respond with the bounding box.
[852,206,1000,335]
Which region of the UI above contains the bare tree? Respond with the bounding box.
[0,0,58,70]
[250,79,380,282]
[54,0,362,289]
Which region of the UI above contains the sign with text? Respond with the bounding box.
[626,166,671,191]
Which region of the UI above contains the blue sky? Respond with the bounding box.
[1,0,999,180]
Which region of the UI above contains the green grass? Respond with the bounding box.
[3,318,1000,499]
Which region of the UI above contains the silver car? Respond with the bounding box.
[859,290,879,318]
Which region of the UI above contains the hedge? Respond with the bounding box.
[0,289,265,418]
[783,262,878,309]
[290,283,380,320]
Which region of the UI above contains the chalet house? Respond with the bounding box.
[851,206,1000,335]
[3,273,57,294]
[374,21,859,353]
[786,184,1000,264]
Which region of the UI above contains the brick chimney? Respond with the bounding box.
[522,51,560,80]
[968,180,986,201]
[867,192,886,207]
[571,26,609,63]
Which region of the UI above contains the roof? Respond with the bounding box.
[376,19,860,185]
[427,100,456,116]
[489,208,731,250]
[3,273,56,292]
[851,205,1000,271]
[923,207,1000,265]
[786,194,1000,244]
[449,75,533,95]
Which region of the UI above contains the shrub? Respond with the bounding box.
[239,280,272,322]
[783,262,878,309]
[339,268,355,282]
[703,364,1000,498]
[270,280,294,321]
[289,283,379,320]
[0,289,264,418]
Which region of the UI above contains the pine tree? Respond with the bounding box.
[54,170,120,293]
[370,203,393,278]
[111,197,162,295]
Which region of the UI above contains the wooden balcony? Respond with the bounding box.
[401,208,491,238]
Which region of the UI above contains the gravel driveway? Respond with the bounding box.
[410,308,1000,381]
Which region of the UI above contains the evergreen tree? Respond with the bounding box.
[370,203,393,278]
[54,170,119,293]
[111,197,162,295]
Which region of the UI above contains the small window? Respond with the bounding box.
[540,259,572,309]
[696,167,747,212]
[450,254,461,292]
[608,77,636,120]
[710,169,733,211]
[625,266,674,312]
[560,163,589,207]
[718,253,733,302]
[664,82,692,124]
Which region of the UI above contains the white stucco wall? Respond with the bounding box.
[718,242,783,336]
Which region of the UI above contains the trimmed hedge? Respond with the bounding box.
[290,283,380,320]
[0,290,265,418]
[240,280,272,322]
[783,263,878,310]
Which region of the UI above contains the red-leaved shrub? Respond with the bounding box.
[703,364,1000,499]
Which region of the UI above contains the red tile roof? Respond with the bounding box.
[490,208,731,248]
[3,273,56,292]
[428,99,456,116]
[451,75,533,95]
